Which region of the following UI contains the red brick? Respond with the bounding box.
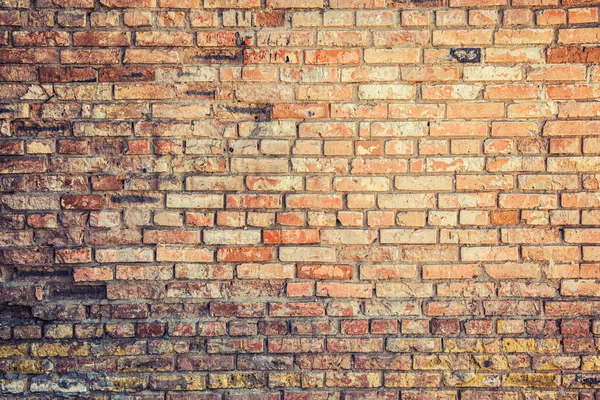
[74,267,113,282]
[255,11,285,27]
[297,264,353,280]
[269,302,325,317]
[99,66,155,82]
[205,0,260,7]
[61,195,103,210]
[73,32,130,46]
[100,0,156,7]
[39,67,97,83]
[61,49,120,65]
[217,248,273,263]
[263,229,319,244]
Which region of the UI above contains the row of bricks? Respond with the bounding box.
[5,67,600,87]
[7,274,600,300]
[1,357,600,382]
[2,46,600,66]
[6,154,600,172]
[0,336,598,355]
[2,7,599,28]
[3,113,600,136]
[0,389,594,400]
[11,206,595,231]
[4,243,598,263]
[5,124,600,144]
[3,373,600,393]
[3,317,600,338]
[3,238,600,261]
[3,254,600,277]
[0,170,598,190]
[4,192,600,211]
[4,301,600,321]
[5,0,600,9]
[0,43,600,67]
[2,28,600,47]
[7,158,600,175]
[3,301,600,322]
[6,84,600,104]
[6,103,600,124]
[4,138,600,159]
[3,104,599,125]
[0,120,590,136]
[7,0,600,9]
[7,156,600,176]
[5,208,600,229]
[0,389,597,400]
[4,224,600,245]
[5,81,600,99]
[5,64,600,86]
[2,120,600,142]
[1,353,600,372]
[5,275,600,300]
[4,279,600,299]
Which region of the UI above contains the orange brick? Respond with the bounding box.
[447,103,505,119]
[305,49,361,65]
[504,8,534,25]
[568,7,599,24]
[536,9,566,25]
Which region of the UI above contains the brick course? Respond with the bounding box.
[1,0,600,397]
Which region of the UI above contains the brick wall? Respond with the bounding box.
[1,0,600,398]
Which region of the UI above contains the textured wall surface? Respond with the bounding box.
[1,0,600,398]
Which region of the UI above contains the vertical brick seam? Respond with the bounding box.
[1,0,600,398]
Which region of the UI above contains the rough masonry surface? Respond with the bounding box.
[0,0,600,399]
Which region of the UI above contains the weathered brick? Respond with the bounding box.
[264,229,319,244]
[217,247,273,263]
[305,49,361,65]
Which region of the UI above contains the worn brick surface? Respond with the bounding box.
[0,0,600,398]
